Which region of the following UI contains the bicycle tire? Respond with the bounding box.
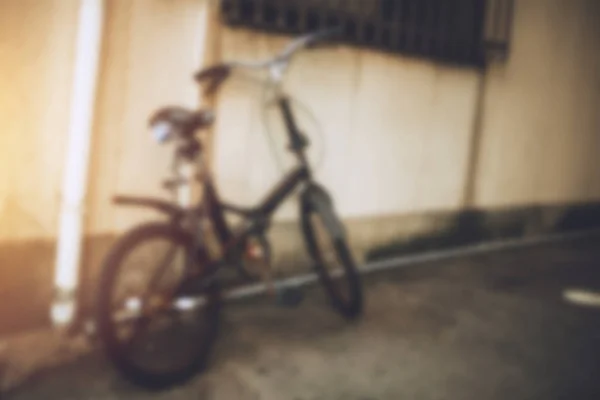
[96,222,220,390]
[301,203,363,319]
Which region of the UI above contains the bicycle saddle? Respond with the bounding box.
[148,106,214,143]
[194,64,231,96]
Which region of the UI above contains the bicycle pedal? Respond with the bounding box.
[275,286,305,308]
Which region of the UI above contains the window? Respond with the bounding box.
[220,0,514,68]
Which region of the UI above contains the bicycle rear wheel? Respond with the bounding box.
[96,222,220,390]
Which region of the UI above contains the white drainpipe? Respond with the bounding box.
[52,0,105,327]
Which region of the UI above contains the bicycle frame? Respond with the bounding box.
[204,96,313,255]
[113,97,312,250]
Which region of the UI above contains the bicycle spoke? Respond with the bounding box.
[113,244,181,352]
[124,314,152,350]
[145,245,179,293]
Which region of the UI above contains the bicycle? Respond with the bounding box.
[96,27,363,390]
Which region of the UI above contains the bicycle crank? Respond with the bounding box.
[242,235,305,307]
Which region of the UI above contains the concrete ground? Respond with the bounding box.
[4,236,600,399]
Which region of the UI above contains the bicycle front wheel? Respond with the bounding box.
[301,199,363,319]
[96,222,220,390]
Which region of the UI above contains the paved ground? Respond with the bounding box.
[4,236,600,399]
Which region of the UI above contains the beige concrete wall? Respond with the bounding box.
[0,0,78,241]
[475,0,600,207]
[4,0,597,241]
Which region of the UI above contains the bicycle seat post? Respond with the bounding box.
[171,139,202,208]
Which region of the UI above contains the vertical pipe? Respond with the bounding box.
[462,0,491,206]
[462,70,488,207]
[51,0,105,327]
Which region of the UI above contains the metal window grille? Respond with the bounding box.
[220,0,514,68]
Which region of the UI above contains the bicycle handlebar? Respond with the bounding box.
[228,26,342,71]
[194,27,342,94]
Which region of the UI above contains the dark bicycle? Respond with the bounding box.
[96,28,363,390]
